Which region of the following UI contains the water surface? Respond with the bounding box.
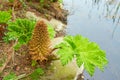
[64,0,120,80]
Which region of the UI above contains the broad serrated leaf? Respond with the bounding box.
[56,35,108,76]
[57,47,74,65]
[4,19,36,50]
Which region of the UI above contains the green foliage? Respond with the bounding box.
[29,68,44,80]
[47,24,56,39]
[8,0,14,3]
[31,60,37,66]
[56,35,108,76]
[4,19,36,50]
[40,0,44,3]
[0,54,6,67]
[19,0,27,7]
[0,62,3,67]
[3,72,17,80]
[39,0,44,7]
[0,11,11,24]
[4,18,55,50]
[58,0,63,3]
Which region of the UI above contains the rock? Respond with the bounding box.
[74,63,84,80]
[40,60,78,80]
[50,37,63,49]
[26,11,66,31]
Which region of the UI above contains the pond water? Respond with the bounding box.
[63,0,120,80]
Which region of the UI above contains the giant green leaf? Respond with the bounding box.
[56,35,108,76]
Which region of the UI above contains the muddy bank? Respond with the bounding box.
[0,0,68,24]
[0,0,70,79]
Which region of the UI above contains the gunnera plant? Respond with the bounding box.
[4,18,55,50]
[4,19,36,50]
[56,35,108,76]
[29,20,52,62]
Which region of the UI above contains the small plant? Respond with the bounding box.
[4,19,36,50]
[40,0,44,3]
[56,35,108,76]
[47,24,56,39]
[31,60,37,66]
[29,21,51,61]
[9,0,24,10]
[29,68,44,80]
[0,54,6,67]
[0,11,11,40]
[8,0,14,3]
[58,0,63,3]
[0,11,11,24]
[3,72,17,80]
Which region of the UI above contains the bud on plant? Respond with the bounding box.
[29,21,51,61]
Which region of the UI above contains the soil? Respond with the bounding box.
[0,0,68,79]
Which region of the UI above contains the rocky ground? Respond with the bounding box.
[0,0,68,80]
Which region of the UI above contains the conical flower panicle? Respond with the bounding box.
[29,20,51,61]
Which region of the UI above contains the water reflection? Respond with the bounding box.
[93,0,120,24]
[63,0,120,80]
[65,0,120,25]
